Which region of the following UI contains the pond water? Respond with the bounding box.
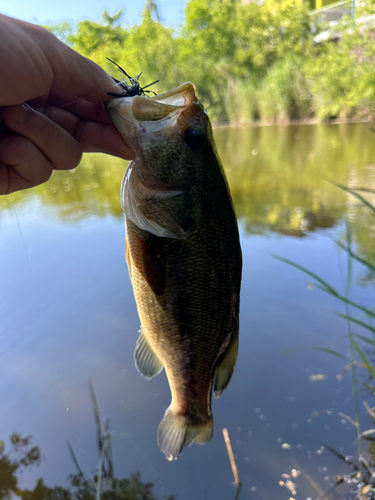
[1,123,375,500]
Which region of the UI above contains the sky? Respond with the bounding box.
[0,0,186,28]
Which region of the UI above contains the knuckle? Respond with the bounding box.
[0,134,30,163]
[2,104,33,127]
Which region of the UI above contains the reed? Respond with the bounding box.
[276,182,375,496]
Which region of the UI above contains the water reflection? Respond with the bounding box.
[2,123,375,499]
[1,387,175,500]
[1,437,171,500]
[219,124,375,237]
[3,123,375,236]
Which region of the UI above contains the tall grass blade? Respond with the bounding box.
[345,219,352,294]
[278,181,375,471]
[281,345,349,360]
[326,180,375,218]
[350,188,375,194]
[343,220,362,455]
[322,443,359,470]
[351,339,375,379]
[356,334,375,346]
[334,240,375,274]
[273,255,339,296]
[67,441,87,481]
[275,256,375,321]
[335,312,375,335]
[88,379,102,452]
[103,418,114,478]
[274,257,375,322]
[312,283,375,320]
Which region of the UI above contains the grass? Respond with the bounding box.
[276,183,375,499]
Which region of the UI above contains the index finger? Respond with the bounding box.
[46,88,112,124]
[1,16,116,104]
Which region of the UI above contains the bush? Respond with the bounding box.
[45,0,375,124]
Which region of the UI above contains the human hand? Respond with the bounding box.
[0,14,134,195]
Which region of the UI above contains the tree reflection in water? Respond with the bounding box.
[0,384,175,500]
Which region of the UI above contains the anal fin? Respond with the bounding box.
[214,326,239,399]
[134,329,163,379]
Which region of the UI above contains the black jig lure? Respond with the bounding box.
[107,57,159,98]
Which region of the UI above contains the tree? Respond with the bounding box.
[0,434,41,500]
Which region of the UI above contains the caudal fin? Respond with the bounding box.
[157,407,213,460]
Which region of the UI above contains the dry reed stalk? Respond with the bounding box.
[222,428,241,487]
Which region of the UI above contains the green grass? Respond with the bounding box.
[277,182,375,477]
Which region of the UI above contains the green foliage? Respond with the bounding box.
[179,0,312,120]
[0,427,174,500]
[121,11,182,93]
[0,385,176,500]
[42,21,74,45]
[234,1,311,76]
[60,7,181,96]
[3,123,375,241]
[0,433,41,500]
[278,182,375,461]
[305,2,375,120]
[67,10,128,68]
[43,0,375,123]
[257,55,313,121]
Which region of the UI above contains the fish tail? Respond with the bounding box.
[157,406,213,461]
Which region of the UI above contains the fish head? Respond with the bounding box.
[107,83,216,189]
[107,84,219,239]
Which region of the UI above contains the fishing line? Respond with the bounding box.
[126,435,169,500]
[60,377,95,483]
[110,427,169,500]
[55,81,125,110]
[11,194,37,289]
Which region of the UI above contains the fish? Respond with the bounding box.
[106,83,242,460]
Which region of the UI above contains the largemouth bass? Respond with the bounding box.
[106,83,242,460]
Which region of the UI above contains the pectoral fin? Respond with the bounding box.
[125,236,132,280]
[214,327,239,399]
[134,330,163,379]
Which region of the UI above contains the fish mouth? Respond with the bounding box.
[106,83,205,150]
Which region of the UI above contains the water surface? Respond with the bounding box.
[1,123,375,500]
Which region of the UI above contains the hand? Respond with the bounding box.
[0,14,134,195]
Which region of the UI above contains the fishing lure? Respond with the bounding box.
[106,58,159,98]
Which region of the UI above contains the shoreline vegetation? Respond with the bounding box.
[278,184,375,499]
[212,115,375,128]
[45,0,375,126]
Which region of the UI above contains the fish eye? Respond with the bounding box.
[183,127,205,150]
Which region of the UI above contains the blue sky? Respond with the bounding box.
[0,0,186,28]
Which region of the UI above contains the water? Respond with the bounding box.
[1,123,375,499]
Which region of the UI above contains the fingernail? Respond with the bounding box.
[14,104,32,124]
